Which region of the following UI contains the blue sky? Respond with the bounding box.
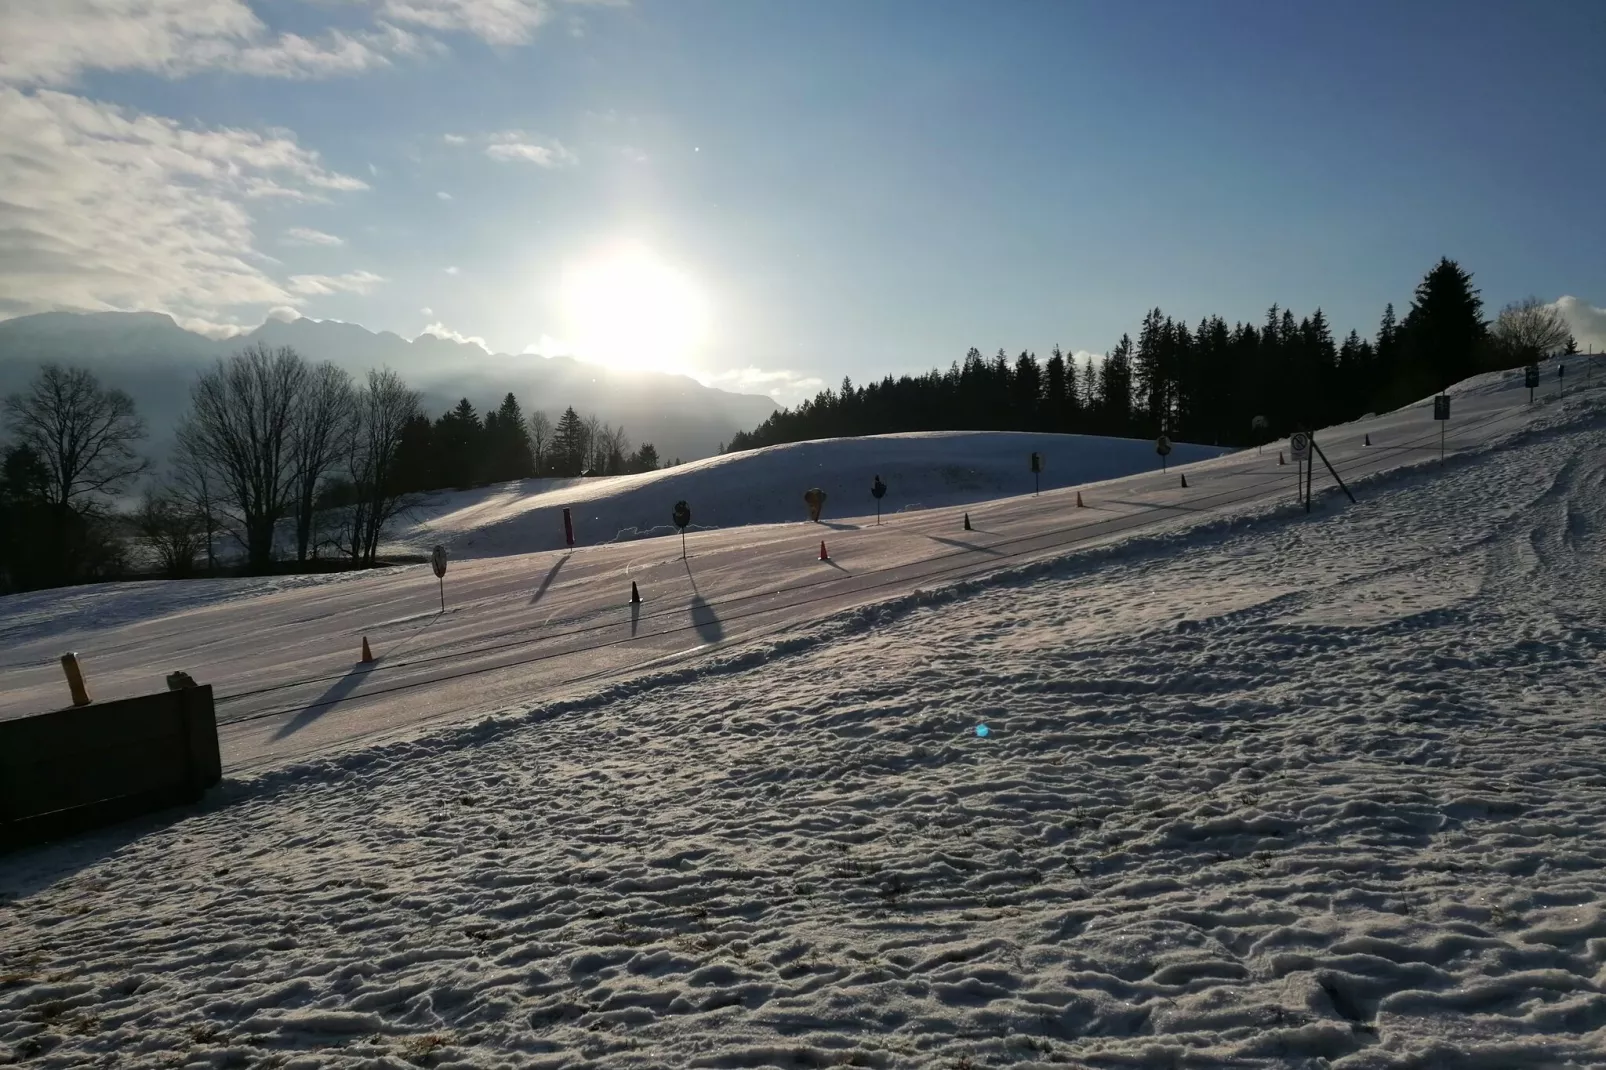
[2,0,1602,400]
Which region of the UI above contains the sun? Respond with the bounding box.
[558,245,710,374]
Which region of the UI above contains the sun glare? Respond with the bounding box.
[559,246,710,374]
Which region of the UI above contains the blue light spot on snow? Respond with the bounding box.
[976,724,990,738]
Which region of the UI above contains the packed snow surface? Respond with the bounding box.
[2,359,1605,1067]
[393,431,1228,560]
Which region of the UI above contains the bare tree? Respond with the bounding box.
[179,343,308,573]
[289,362,357,561]
[339,368,422,566]
[582,414,603,473]
[528,410,551,476]
[598,424,631,475]
[1492,297,1572,365]
[2,364,147,512]
[134,486,203,578]
[172,422,221,574]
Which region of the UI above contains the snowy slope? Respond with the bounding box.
[2,369,1604,1067]
[392,431,1228,560]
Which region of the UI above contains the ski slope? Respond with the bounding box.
[2,362,1604,1066]
[0,363,1595,775]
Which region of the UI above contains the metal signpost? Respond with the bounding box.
[1155,434,1172,472]
[1289,431,1310,509]
[431,543,448,612]
[562,507,575,548]
[1029,452,1042,496]
[1559,363,1566,400]
[1525,363,1540,404]
[672,500,691,559]
[870,475,886,525]
[1433,394,1451,463]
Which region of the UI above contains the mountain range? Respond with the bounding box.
[0,312,778,466]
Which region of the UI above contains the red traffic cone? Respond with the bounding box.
[630,581,640,604]
[819,540,829,561]
[963,513,972,531]
[1180,473,1188,488]
[1076,491,1085,507]
[361,636,374,664]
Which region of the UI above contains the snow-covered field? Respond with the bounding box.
[391,431,1228,560]
[3,364,1606,1067]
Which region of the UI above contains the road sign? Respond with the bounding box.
[672,500,691,530]
[431,544,448,612]
[1289,432,1310,461]
[1525,364,1540,389]
[1029,452,1042,473]
[1433,395,1451,421]
[1155,435,1172,457]
[870,476,886,500]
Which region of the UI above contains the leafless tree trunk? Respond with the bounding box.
[598,424,631,475]
[1492,297,1572,365]
[344,368,422,566]
[172,422,221,573]
[289,362,356,561]
[179,343,308,573]
[581,414,603,473]
[2,363,147,512]
[528,410,551,476]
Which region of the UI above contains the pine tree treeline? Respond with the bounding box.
[728,258,1537,453]
[388,398,661,493]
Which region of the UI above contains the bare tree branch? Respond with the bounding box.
[2,364,148,512]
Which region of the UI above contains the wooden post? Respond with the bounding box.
[60,653,91,707]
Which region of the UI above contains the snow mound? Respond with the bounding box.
[395,430,1227,559]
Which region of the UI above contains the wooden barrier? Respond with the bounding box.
[0,685,221,853]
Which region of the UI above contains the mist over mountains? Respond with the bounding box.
[0,312,778,465]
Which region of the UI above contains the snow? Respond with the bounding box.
[3,365,1606,1066]
[391,431,1229,560]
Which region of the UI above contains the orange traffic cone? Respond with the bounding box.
[1076,491,1085,507]
[819,540,829,561]
[630,581,641,604]
[361,636,374,664]
[1278,452,1286,465]
[1180,473,1188,488]
[963,513,972,531]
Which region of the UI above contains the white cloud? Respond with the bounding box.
[287,270,386,296]
[444,265,460,275]
[442,133,467,145]
[268,305,303,322]
[282,226,345,247]
[381,0,557,46]
[0,87,366,319]
[419,321,488,351]
[437,190,453,200]
[0,0,427,88]
[420,306,433,316]
[484,132,577,168]
[704,366,825,403]
[1550,296,1606,353]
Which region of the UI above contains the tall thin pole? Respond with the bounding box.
[439,575,445,613]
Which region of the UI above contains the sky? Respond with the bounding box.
[1,0,1603,403]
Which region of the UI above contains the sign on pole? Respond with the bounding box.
[1559,363,1566,399]
[1155,434,1172,472]
[870,475,886,525]
[1288,432,1310,461]
[1029,452,1042,496]
[672,500,691,558]
[1433,395,1450,464]
[1525,364,1540,404]
[431,544,447,612]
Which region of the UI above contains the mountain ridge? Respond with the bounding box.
[0,311,778,465]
